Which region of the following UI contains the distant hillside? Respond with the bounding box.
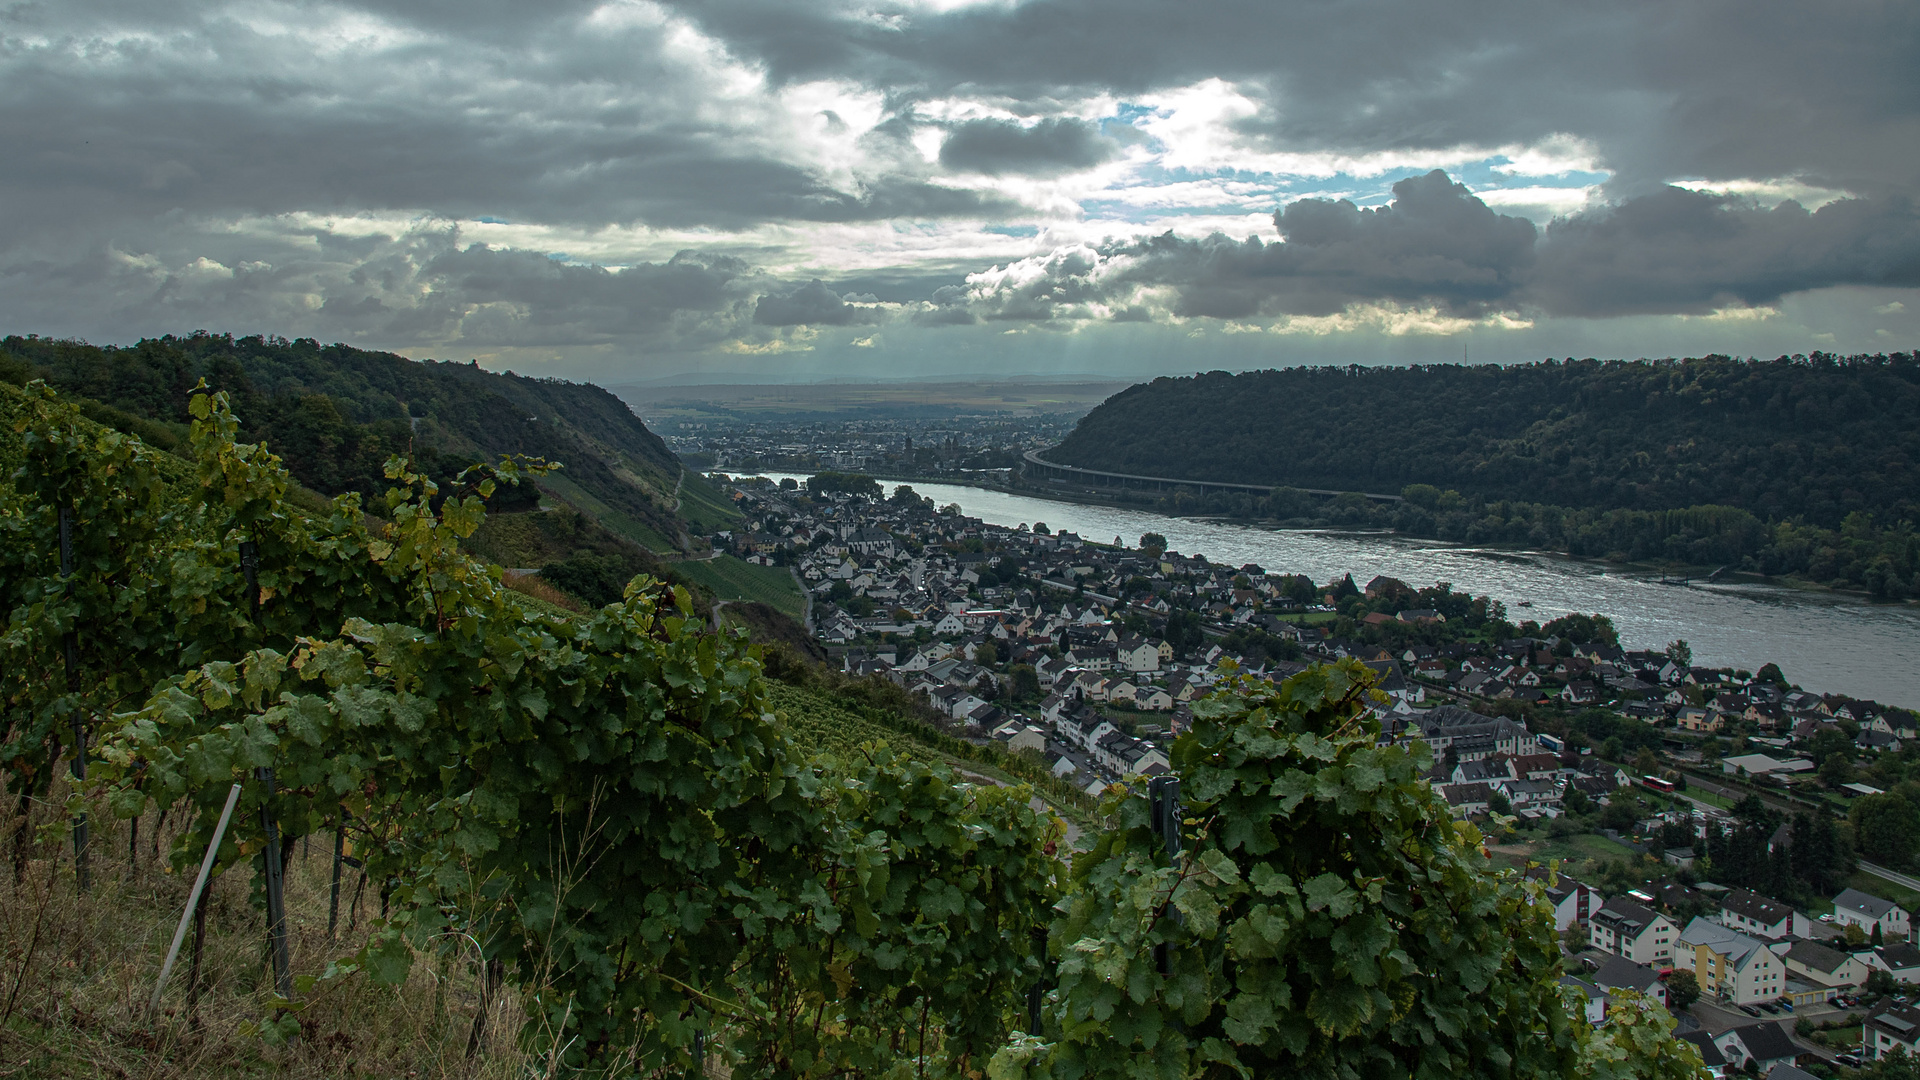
[0,332,719,553]
[1047,355,1920,529]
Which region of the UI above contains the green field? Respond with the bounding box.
[1850,868,1920,912]
[675,554,806,620]
[1491,831,1638,873]
[1683,787,1735,810]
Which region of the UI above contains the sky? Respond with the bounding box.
[2,0,1917,383]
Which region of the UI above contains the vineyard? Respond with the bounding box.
[0,379,1706,1077]
[676,553,808,621]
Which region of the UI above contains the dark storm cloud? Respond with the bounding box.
[0,223,768,351]
[951,173,1920,320]
[667,0,1920,197]
[1145,170,1538,318]
[0,0,1018,245]
[1530,189,1920,316]
[753,280,881,326]
[938,118,1116,176]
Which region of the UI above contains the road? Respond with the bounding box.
[1860,861,1920,892]
[1021,448,1404,502]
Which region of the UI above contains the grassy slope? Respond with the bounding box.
[673,471,741,536]
[675,555,805,620]
[0,799,528,1078]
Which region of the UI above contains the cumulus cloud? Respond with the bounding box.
[938,118,1117,176]
[1530,188,1920,316]
[753,279,883,325]
[940,172,1920,323]
[0,220,767,351]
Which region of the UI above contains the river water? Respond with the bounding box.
[759,474,1920,707]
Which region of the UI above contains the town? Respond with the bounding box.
[721,469,1920,1077]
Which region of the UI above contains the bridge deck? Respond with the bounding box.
[1022,449,1403,503]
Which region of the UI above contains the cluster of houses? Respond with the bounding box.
[1547,870,1920,1070]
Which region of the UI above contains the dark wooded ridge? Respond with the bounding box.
[1054,355,1920,528]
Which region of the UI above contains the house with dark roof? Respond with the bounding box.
[1719,888,1812,941]
[1867,1004,1920,1062]
[1537,876,1604,931]
[1587,955,1668,1005]
[1405,705,1539,761]
[1590,897,1676,966]
[1863,943,1920,984]
[1675,1030,1729,1077]
[1781,939,1867,990]
[1437,782,1493,817]
[1712,1021,1801,1075]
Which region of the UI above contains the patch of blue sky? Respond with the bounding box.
[476,216,510,225]
[1452,157,1609,192]
[983,224,1040,237]
[1081,153,1605,225]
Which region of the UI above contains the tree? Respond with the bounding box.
[1542,613,1620,646]
[1488,790,1513,816]
[806,470,883,499]
[1032,521,1049,534]
[1666,639,1692,668]
[1756,662,1788,687]
[1563,921,1589,953]
[974,641,999,666]
[1564,786,1593,816]
[1634,747,1661,775]
[1665,969,1701,1010]
[1875,922,1886,946]
[1821,752,1855,788]
[1008,664,1040,700]
[1854,791,1920,866]
[1139,532,1167,556]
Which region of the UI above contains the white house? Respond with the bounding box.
[1540,879,1604,932]
[1115,638,1161,673]
[1833,888,1911,940]
[1864,944,1920,984]
[1866,1004,1920,1062]
[1589,898,1676,966]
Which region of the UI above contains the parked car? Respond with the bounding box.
[1740,1005,1763,1017]
[1836,1053,1864,1068]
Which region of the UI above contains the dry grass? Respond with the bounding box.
[0,783,532,1079]
[501,571,583,612]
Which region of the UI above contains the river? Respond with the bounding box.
[759,474,1920,708]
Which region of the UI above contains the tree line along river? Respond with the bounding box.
[759,473,1920,709]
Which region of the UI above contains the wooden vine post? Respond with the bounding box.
[241,539,295,1017]
[58,505,90,893]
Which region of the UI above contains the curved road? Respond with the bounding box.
[1022,448,1403,502]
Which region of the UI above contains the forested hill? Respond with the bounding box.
[1048,355,1920,529]
[0,333,697,551]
